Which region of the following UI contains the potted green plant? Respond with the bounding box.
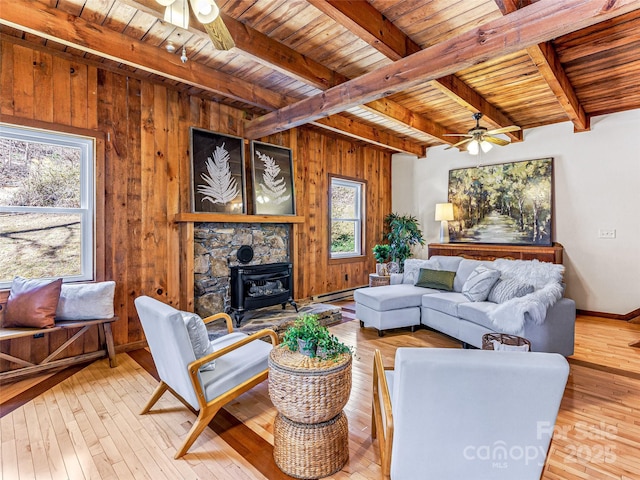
[281,314,351,360]
[384,213,425,272]
[372,244,391,275]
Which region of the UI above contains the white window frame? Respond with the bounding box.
[330,176,365,259]
[0,123,95,289]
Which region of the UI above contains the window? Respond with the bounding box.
[0,124,95,288]
[330,176,365,258]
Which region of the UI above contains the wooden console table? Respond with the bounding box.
[428,243,564,264]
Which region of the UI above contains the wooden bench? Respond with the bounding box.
[0,317,117,381]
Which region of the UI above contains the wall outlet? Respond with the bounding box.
[598,229,616,239]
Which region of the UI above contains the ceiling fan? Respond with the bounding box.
[157,0,235,51]
[444,113,521,155]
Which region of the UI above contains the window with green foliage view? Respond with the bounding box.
[0,124,95,289]
[330,177,364,258]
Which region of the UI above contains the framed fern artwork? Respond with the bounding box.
[250,141,296,215]
[189,128,246,214]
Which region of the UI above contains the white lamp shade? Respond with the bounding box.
[189,0,220,23]
[468,139,479,155]
[435,203,454,221]
[480,140,493,153]
[156,0,176,6]
[164,0,189,29]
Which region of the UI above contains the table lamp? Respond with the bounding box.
[435,203,454,243]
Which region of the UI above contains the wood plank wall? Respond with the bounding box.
[0,39,392,362]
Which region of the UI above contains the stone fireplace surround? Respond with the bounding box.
[193,223,290,318]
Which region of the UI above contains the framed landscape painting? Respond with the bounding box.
[250,141,296,215]
[190,128,246,214]
[447,158,553,246]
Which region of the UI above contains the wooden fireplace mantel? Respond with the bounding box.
[176,213,305,311]
[174,213,305,224]
[428,243,564,264]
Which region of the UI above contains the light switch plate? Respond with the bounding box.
[598,229,616,239]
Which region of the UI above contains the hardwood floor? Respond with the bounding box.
[1,305,639,479]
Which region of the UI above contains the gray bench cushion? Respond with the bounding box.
[421,292,469,317]
[354,285,439,311]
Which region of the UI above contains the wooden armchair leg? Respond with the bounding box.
[371,401,377,439]
[141,381,169,414]
[174,406,221,459]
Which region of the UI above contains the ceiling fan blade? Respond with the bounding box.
[443,133,473,137]
[204,16,235,50]
[485,125,521,135]
[483,136,510,146]
[445,138,472,150]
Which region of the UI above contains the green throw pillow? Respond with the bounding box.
[415,268,456,291]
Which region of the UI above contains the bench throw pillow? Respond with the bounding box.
[415,268,456,291]
[462,265,501,302]
[55,281,116,320]
[3,277,63,328]
[180,311,216,371]
[488,278,534,304]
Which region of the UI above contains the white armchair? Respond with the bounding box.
[134,296,278,458]
[372,348,569,479]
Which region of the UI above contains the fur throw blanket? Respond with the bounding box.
[487,259,565,334]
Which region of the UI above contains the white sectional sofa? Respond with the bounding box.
[355,255,575,356]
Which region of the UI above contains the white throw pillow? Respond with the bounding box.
[487,278,534,304]
[55,281,116,320]
[180,311,216,371]
[402,258,440,285]
[491,340,530,352]
[462,265,501,302]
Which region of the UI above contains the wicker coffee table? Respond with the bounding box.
[268,346,352,479]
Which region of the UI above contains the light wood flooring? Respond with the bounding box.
[1,304,639,479]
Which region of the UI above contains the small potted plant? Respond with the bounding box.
[372,244,391,275]
[281,314,351,360]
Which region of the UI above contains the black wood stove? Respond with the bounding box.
[230,262,298,327]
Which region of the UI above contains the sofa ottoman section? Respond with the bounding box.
[356,303,420,336]
[354,285,429,335]
[354,284,437,311]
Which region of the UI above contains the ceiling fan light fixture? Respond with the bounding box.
[468,140,480,155]
[480,140,493,153]
[190,0,220,24]
[164,0,189,29]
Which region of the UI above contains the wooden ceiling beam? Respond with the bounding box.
[430,75,523,140]
[494,0,590,131]
[311,116,425,156]
[308,0,522,142]
[527,42,590,131]
[244,0,639,140]
[0,0,290,110]
[306,0,420,59]
[360,99,447,141]
[122,0,449,145]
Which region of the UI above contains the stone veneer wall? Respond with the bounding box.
[193,223,290,317]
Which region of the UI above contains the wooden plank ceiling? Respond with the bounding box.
[1,0,639,156]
